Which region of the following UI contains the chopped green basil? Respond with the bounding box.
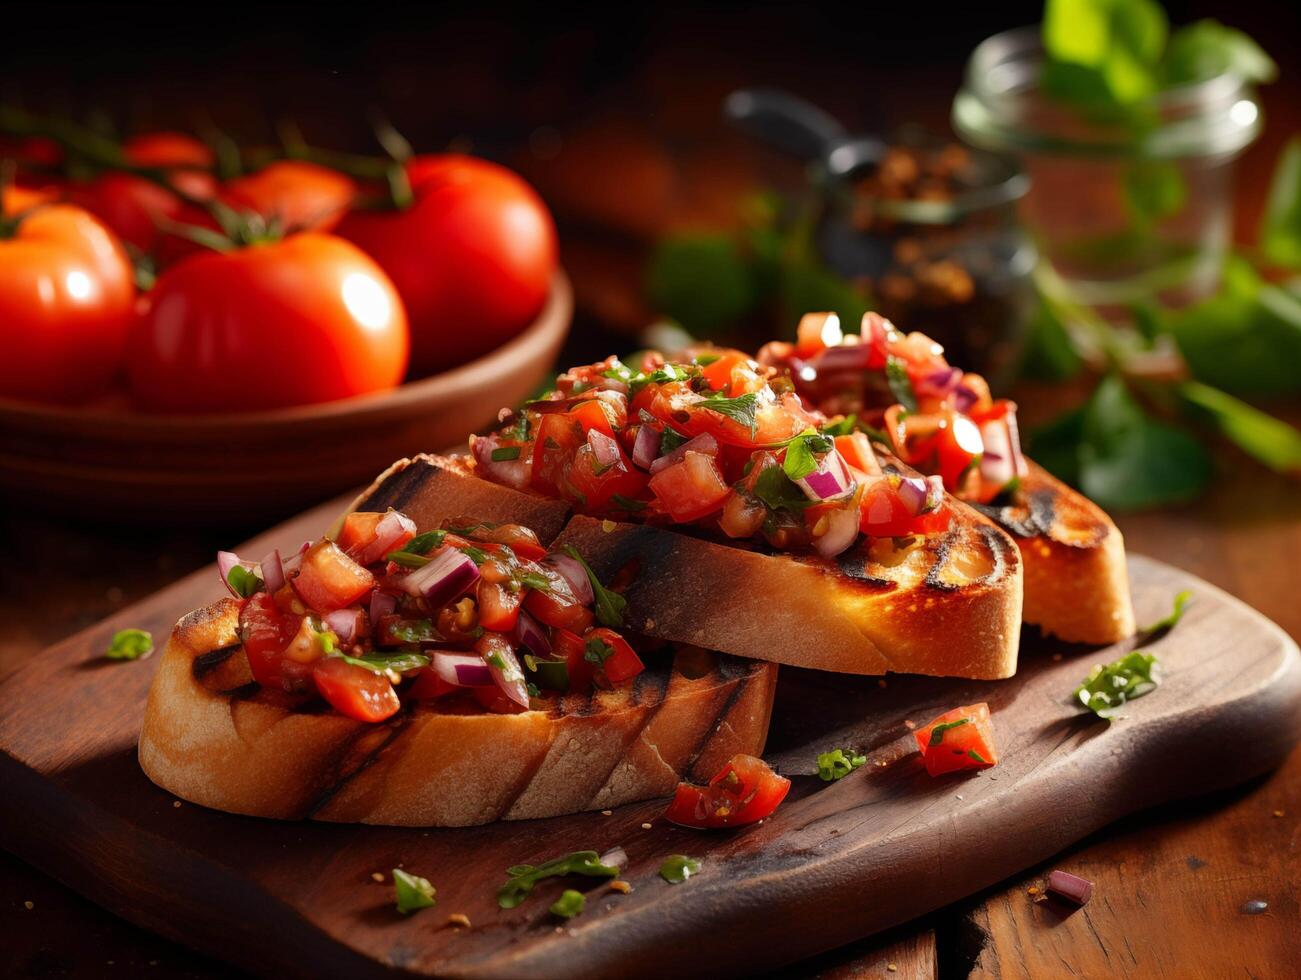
[491,446,522,462]
[550,889,586,919]
[612,493,648,512]
[485,650,507,670]
[968,748,988,764]
[1074,650,1161,719]
[819,413,859,438]
[106,628,153,661]
[459,544,490,566]
[782,429,834,481]
[561,546,627,628]
[405,530,446,555]
[524,655,569,691]
[1137,589,1192,642]
[928,718,970,746]
[584,636,614,666]
[749,465,814,513]
[815,747,867,782]
[885,356,918,413]
[659,855,701,884]
[518,571,552,592]
[386,551,431,569]
[696,391,759,438]
[340,652,431,674]
[694,352,722,366]
[226,565,261,599]
[385,619,441,644]
[392,869,436,914]
[497,851,619,909]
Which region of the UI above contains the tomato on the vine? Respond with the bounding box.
[336,154,557,376]
[221,161,356,234]
[0,204,136,403]
[126,233,408,412]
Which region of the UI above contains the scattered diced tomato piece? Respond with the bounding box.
[564,433,649,514]
[664,753,791,828]
[311,656,400,722]
[914,702,998,776]
[648,451,731,523]
[292,540,375,613]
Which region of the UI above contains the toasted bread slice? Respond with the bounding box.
[970,461,1134,645]
[139,599,777,827]
[345,453,1023,679]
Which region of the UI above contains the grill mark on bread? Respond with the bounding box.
[973,487,1055,538]
[192,643,241,679]
[631,663,671,707]
[835,549,899,589]
[683,666,753,779]
[923,522,1011,591]
[355,458,425,513]
[305,711,414,818]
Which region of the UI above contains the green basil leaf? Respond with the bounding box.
[497,851,619,909]
[1042,0,1167,108]
[340,652,431,674]
[561,546,627,628]
[815,747,867,782]
[696,391,760,438]
[1179,381,1301,473]
[393,869,436,914]
[226,565,261,599]
[781,430,832,481]
[928,718,970,746]
[659,855,701,884]
[1074,650,1161,718]
[1261,136,1301,270]
[1164,18,1277,86]
[550,889,586,919]
[885,357,918,413]
[106,628,153,661]
[749,465,815,513]
[1137,589,1192,641]
[584,636,614,666]
[405,530,447,555]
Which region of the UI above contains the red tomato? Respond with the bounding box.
[648,452,731,523]
[530,412,586,495]
[564,431,649,515]
[859,479,952,538]
[406,665,458,701]
[933,413,985,491]
[834,433,882,475]
[478,580,523,632]
[914,703,998,776]
[472,523,548,561]
[222,161,356,234]
[0,204,136,403]
[126,233,408,412]
[664,754,791,829]
[237,592,306,691]
[336,512,383,555]
[336,154,557,375]
[471,685,529,714]
[551,627,593,693]
[292,540,375,613]
[523,575,595,634]
[312,656,400,722]
[583,627,643,686]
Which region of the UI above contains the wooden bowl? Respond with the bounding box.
[0,272,572,523]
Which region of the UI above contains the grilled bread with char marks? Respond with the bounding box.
[347,453,1023,680]
[970,461,1134,645]
[139,599,776,827]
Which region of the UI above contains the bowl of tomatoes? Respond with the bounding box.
[0,123,571,521]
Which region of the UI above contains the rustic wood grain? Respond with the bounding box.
[0,483,1296,979]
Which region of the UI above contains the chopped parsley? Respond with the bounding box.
[660,426,688,454]
[385,619,441,644]
[1074,650,1161,719]
[782,430,834,481]
[1137,590,1192,643]
[524,655,569,691]
[226,565,261,599]
[968,748,988,764]
[106,628,153,661]
[928,718,970,746]
[485,650,508,670]
[385,551,431,569]
[497,851,620,909]
[819,414,859,437]
[550,889,586,919]
[749,466,814,513]
[341,652,431,674]
[491,446,522,462]
[561,546,627,628]
[696,391,759,438]
[694,352,722,366]
[458,544,490,566]
[885,356,918,413]
[392,869,436,914]
[659,855,701,884]
[404,530,446,555]
[584,636,614,666]
[815,748,867,782]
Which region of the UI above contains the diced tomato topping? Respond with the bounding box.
[563,431,650,515]
[583,627,644,686]
[530,412,586,495]
[477,580,523,632]
[238,592,306,691]
[551,628,593,693]
[471,685,529,714]
[406,666,458,701]
[336,512,382,555]
[664,753,791,828]
[648,451,731,523]
[834,432,882,475]
[914,703,998,776]
[524,580,596,634]
[311,657,400,723]
[859,478,951,538]
[795,311,843,357]
[292,540,375,613]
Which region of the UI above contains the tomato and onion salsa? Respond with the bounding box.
[218,511,643,723]
[471,345,952,560]
[759,311,1029,506]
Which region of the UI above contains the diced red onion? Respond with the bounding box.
[355,510,417,566]
[259,549,285,594]
[795,449,855,502]
[542,553,594,604]
[217,551,258,597]
[1046,870,1094,907]
[980,420,1016,488]
[631,424,661,470]
[470,433,530,490]
[599,846,628,869]
[281,541,311,577]
[650,432,718,475]
[922,366,962,393]
[1005,408,1027,477]
[432,652,495,688]
[923,475,945,514]
[511,608,552,659]
[369,590,397,622]
[813,501,861,558]
[952,384,979,413]
[486,645,530,708]
[588,428,623,470]
[895,475,931,517]
[324,607,364,645]
[400,547,480,607]
[810,343,874,374]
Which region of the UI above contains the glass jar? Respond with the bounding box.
[952,26,1263,320]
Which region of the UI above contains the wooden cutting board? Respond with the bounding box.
[2,495,1298,980]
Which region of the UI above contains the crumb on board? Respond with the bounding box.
[601,519,616,532]
[601,810,613,816]
[1052,653,1063,662]
[644,618,656,630]
[887,965,897,973]
[24,900,33,910]
[904,720,916,730]
[172,801,182,808]
[1273,810,1285,818]
[609,880,633,894]
[877,679,887,688]
[371,872,385,883]
[447,913,471,929]
[641,822,653,830]
[1027,886,1040,896]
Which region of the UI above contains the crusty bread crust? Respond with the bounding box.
[551,507,1023,679]
[972,462,1134,645]
[139,601,776,827]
